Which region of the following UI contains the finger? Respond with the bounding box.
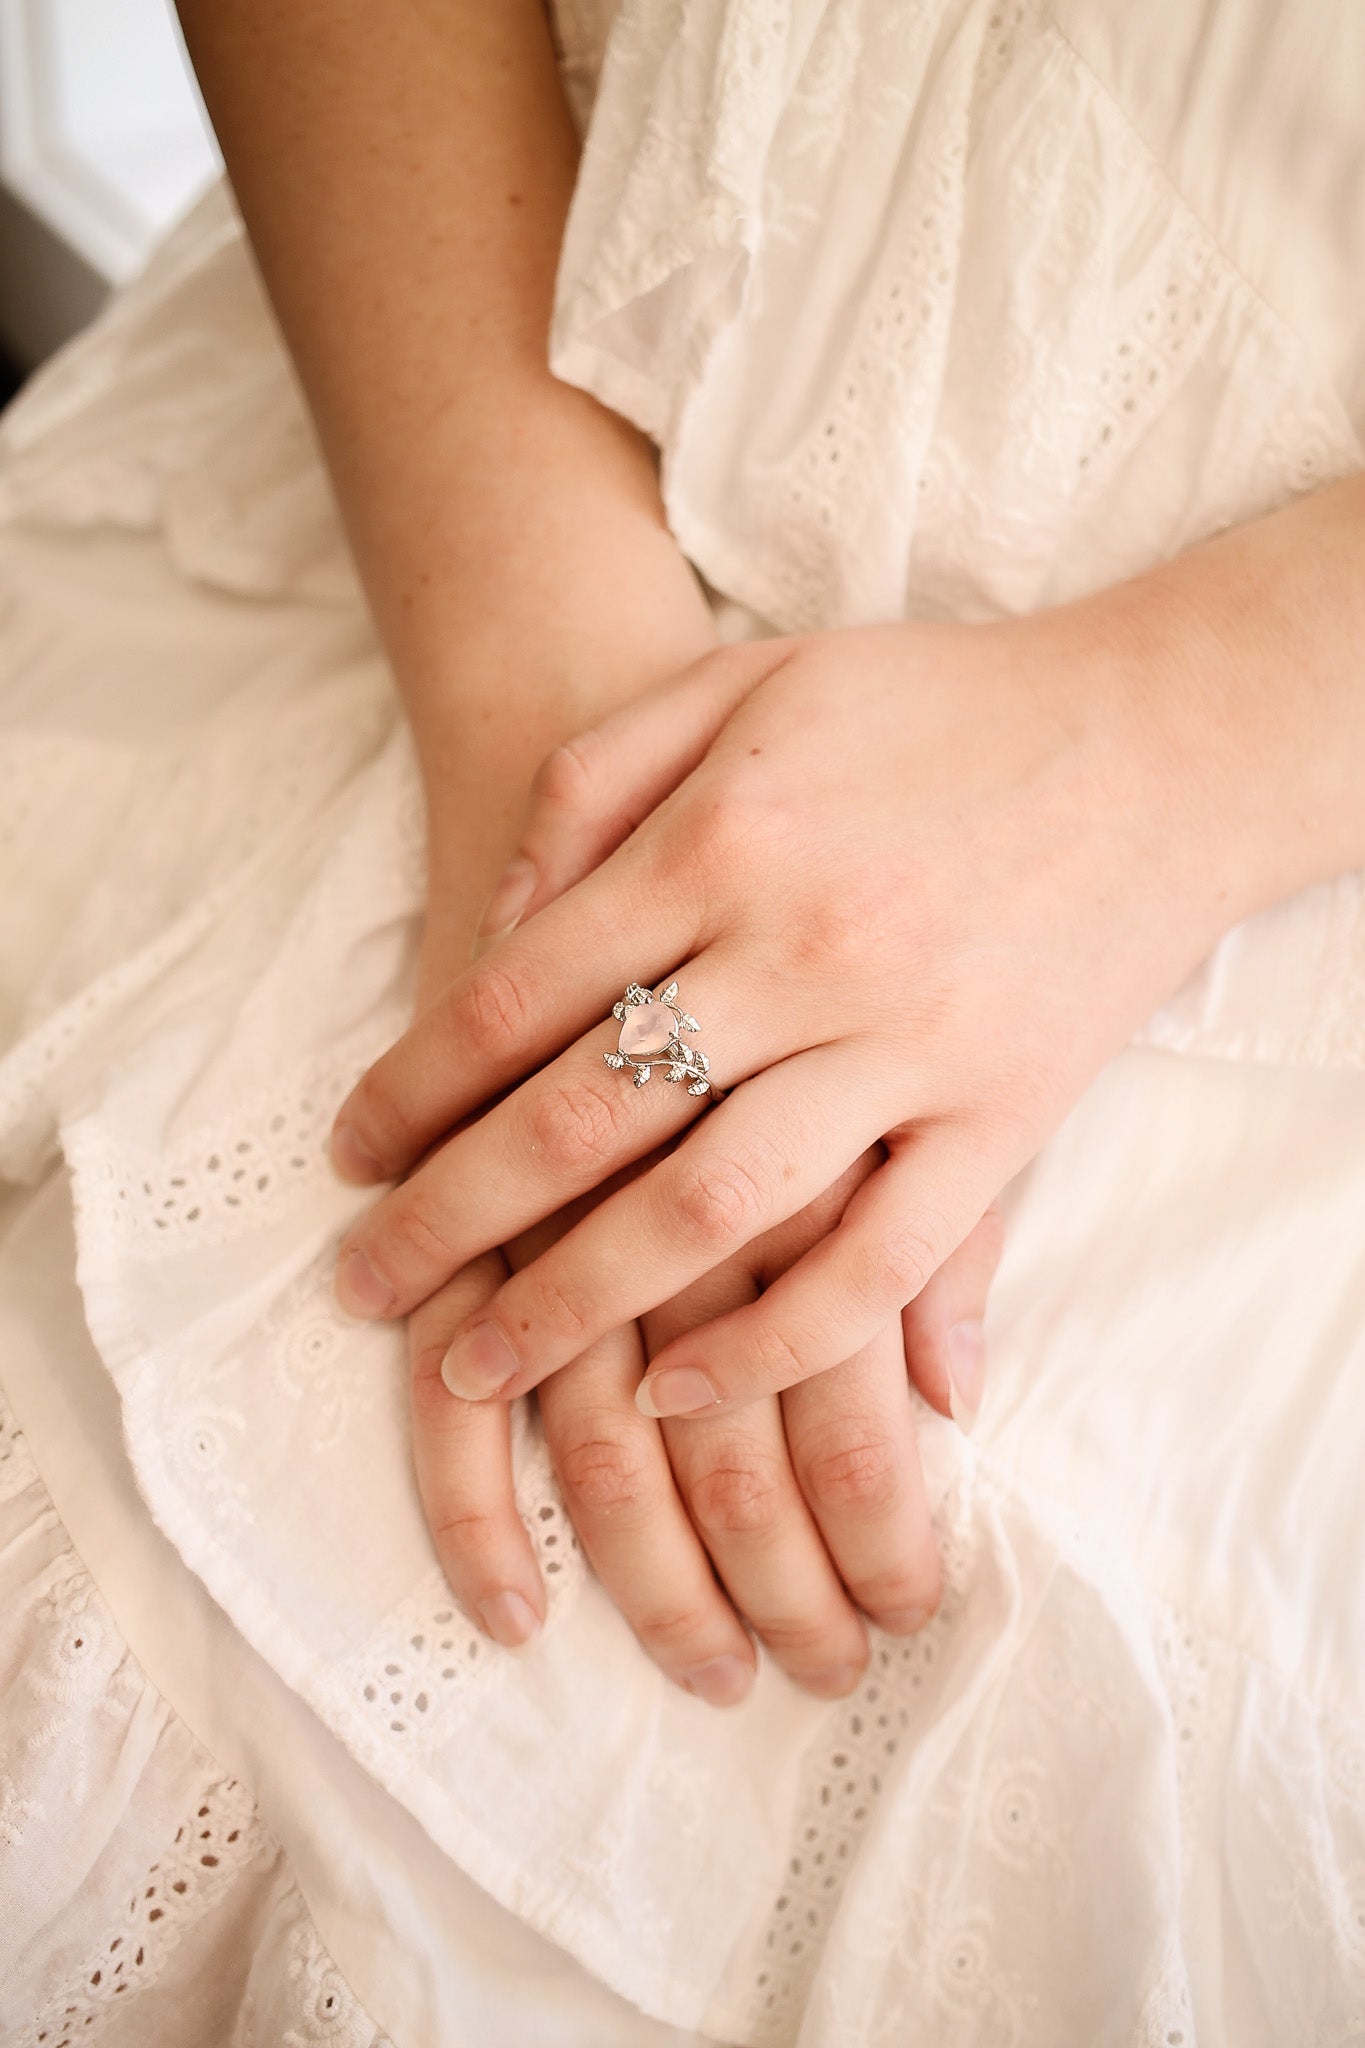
[433,1041,886,1402]
[781,1325,941,1633]
[334,944,790,1323]
[407,1250,546,1648]
[332,844,693,1188]
[539,1280,758,1707]
[474,638,793,951]
[746,1147,883,1283]
[659,1387,869,1700]
[332,642,786,1184]
[643,1269,868,1697]
[637,1118,1010,1414]
[901,1202,1005,1435]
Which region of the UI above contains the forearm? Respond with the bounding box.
[1069,470,1365,934]
[174,0,710,801]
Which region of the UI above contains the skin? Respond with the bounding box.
[175,0,991,1704]
[333,471,1365,1416]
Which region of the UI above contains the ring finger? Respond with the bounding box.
[537,1285,760,1707]
[645,1296,871,1700]
[780,1325,941,1635]
[335,946,801,1321]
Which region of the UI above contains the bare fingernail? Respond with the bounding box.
[441,1320,518,1400]
[635,1366,720,1419]
[335,1247,396,1318]
[680,1655,753,1707]
[475,1590,541,1648]
[474,857,536,949]
[946,1319,986,1435]
[330,1122,383,1184]
[804,1664,865,1699]
[880,1604,931,1635]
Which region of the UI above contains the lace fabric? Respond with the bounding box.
[8,1336,1365,2044]
[0,1387,389,2048]
[2,2,1365,2039]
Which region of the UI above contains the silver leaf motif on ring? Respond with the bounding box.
[604,982,716,1098]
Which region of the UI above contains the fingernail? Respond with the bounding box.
[476,1590,541,1648]
[635,1366,721,1419]
[946,1318,986,1435]
[335,1248,396,1318]
[804,1664,865,1699]
[441,1320,518,1400]
[680,1655,753,1707]
[474,857,536,946]
[880,1604,931,1635]
[330,1122,383,1184]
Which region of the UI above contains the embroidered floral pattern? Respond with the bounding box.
[0,1383,388,2046]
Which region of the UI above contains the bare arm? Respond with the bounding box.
[174,0,713,922]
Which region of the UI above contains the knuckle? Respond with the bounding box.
[687,1450,786,1539]
[777,858,909,985]
[427,1504,507,1578]
[524,1078,624,1178]
[380,1187,462,1277]
[857,1553,943,1623]
[632,1605,720,1657]
[409,1350,457,1420]
[669,770,780,884]
[758,1614,862,1665]
[526,1269,591,1345]
[672,1153,767,1253]
[533,734,600,812]
[556,1426,653,1519]
[801,1430,903,1517]
[455,959,535,1064]
[750,1320,809,1390]
[854,1216,941,1310]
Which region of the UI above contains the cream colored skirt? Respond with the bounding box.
[2,180,1364,2047]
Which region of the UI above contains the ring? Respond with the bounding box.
[602,981,720,1100]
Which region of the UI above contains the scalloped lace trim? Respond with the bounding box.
[0,1385,389,2047]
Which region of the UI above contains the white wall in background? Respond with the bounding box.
[0,0,219,361]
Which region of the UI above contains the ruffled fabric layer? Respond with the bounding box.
[1,13,1365,2035]
[6,1139,1365,2046]
[0,1381,390,2047]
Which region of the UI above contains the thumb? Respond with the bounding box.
[472,637,791,956]
[900,1202,1005,1435]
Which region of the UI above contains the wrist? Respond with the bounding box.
[406,543,719,998]
[392,499,714,744]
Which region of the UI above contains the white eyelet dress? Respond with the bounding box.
[2,3,1365,2043]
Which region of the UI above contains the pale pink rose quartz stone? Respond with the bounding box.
[618,1002,675,1058]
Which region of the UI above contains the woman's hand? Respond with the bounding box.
[403,628,1003,1697]
[332,570,1258,1415]
[406,1146,1003,1700]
